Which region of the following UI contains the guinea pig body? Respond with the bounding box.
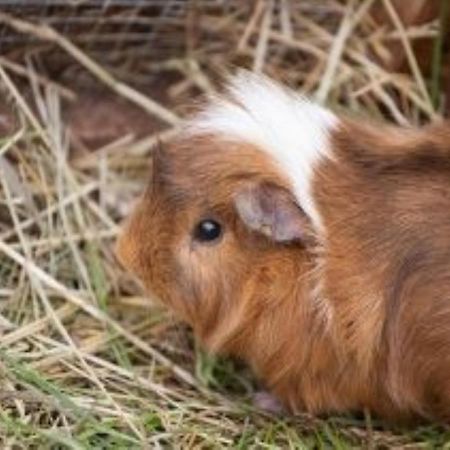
[117,72,450,424]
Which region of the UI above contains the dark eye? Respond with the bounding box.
[193,219,222,242]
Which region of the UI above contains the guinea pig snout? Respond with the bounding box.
[115,227,133,271]
[115,216,142,275]
[115,199,162,282]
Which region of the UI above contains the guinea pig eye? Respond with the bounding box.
[193,219,222,243]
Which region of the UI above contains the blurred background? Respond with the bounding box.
[1,0,448,149]
[0,1,449,447]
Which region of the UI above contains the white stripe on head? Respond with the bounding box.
[188,70,338,232]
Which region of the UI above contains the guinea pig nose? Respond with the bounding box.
[115,226,138,272]
[115,232,127,267]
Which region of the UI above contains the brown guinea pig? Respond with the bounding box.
[116,71,450,424]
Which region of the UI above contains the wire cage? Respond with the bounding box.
[0,0,446,121]
[0,1,240,83]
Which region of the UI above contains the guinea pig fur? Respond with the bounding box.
[116,71,450,424]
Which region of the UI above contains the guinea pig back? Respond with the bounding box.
[117,71,450,424]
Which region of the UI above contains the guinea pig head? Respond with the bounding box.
[115,73,338,361]
[116,134,317,353]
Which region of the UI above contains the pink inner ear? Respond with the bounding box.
[234,183,307,242]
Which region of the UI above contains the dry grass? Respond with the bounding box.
[0,1,449,448]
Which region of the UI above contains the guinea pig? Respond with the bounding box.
[116,71,450,424]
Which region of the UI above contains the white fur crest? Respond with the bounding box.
[188,71,338,232]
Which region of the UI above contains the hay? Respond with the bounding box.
[0,1,448,447]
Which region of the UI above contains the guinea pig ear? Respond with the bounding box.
[234,183,309,242]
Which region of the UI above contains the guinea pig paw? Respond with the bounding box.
[252,390,285,415]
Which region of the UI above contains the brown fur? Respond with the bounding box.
[117,120,450,424]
